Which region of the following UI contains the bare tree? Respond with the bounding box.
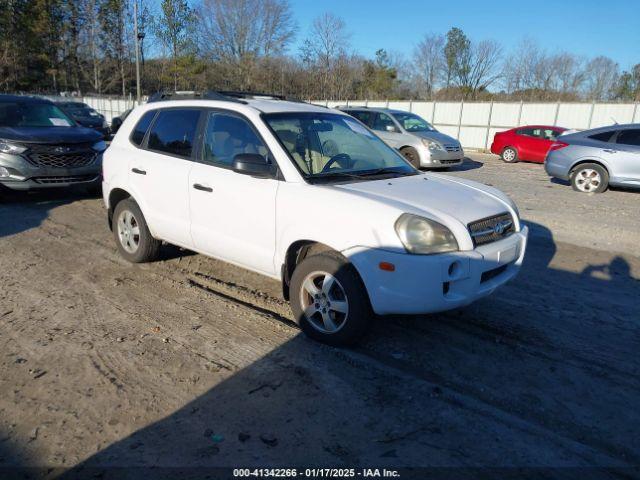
[584,56,619,100]
[301,12,350,99]
[412,33,444,99]
[464,39,502,96]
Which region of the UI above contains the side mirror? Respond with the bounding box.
[111,117,122,132]
[232,153,274,178]
[385,125,397,133]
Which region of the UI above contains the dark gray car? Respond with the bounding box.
[545,124,640,193]
[0,95,105,195]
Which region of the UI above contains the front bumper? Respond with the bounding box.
[0,153,102,191]
[344,226,528,315]
[417,145,464,168]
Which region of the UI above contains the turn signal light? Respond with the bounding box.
[549,141,569,151]
[379,262,395,272]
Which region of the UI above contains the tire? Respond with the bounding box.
[400,147,421,169]
[501,147,518,163]
[570,163,608,194]
[290,252,372,346]
[112,198,161,263]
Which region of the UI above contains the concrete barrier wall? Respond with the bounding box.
[81,95,639,151]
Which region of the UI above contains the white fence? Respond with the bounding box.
[79,95,640,151]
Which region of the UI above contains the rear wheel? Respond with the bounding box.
[112,198,161,263]
[400,147,421,169]
[570,163,608,193]
[290,252,372,346]
[501,147,518,163]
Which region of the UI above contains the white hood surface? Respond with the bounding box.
[334,173,512,226]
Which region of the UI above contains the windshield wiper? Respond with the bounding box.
[354,167,416,177]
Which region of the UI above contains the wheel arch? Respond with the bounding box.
[281,240,337,300]
[107,188,132,230]
[569,159,610,175]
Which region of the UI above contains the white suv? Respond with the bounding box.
[103,92,528,345]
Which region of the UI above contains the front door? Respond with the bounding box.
[371,112,404,148]
[610,128,640,185]
[189,111,279,276]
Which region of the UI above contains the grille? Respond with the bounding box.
[444,144,461,152]
[468,212,515,247]
[27,144,96,168]
[33,175,98,184]
[439,159,460,164]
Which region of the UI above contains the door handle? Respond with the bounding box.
[131,168,146,175]
[193,183,213,192]
[602,149,617,153]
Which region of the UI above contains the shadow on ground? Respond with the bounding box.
[0,214,637,479]
[447,156,483,172]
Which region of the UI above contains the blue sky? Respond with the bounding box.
[287,0,640,70]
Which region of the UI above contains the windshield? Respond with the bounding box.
[264,112,416,182]
[392,112,435,132]
[0,101,75,128]
[67,107,100,117]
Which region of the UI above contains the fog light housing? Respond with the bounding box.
[0,166,10,178]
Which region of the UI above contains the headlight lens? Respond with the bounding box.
[421,138,444,151]
[0,141,27,155]
[395,213,459,254]
[92,140,107,152]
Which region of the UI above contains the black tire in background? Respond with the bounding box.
[112,198,161,263]
[400,147,421,169]
[290,252,372,346]
[570,163,609,194]
[501,146,519,163]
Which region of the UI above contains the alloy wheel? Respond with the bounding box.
[299,271,349,334]
[117,210,141,254]
[575,169,601,193]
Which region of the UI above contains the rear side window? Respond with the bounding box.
[130,111,156,146]
[147,109,201,158]
[589,130,616,143]
[616,129,640,147]
[348,110,373,126]
[516,128,538,137]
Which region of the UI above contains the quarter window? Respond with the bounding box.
[589,130,616,143]
[130,110,156,146]
[202,112,268,167]
[616,129,640,147]
[147,109,200,158]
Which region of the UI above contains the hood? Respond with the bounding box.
[412,130,460,146]
[333,173,512,226]
[0,126,102,144]
[74,117,104,128]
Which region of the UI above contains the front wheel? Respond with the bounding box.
[501,147,518,163]
[400,147,421,169]
[112,198,161,263]
[570,163,608,193]
[290,252,372,346]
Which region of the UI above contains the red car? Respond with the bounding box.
[491,125,567,163]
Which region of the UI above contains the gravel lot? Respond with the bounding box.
[0,153,638,478]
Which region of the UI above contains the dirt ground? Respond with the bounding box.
[0,153,639,479]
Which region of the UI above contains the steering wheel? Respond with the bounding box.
[321,153,353,173]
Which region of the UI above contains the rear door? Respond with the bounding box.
[188,110,279,276]
[129,108,202,247]
[611,129,640,183]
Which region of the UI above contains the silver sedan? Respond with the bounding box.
[544,124,640,193]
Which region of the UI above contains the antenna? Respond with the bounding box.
[611,116,618,125]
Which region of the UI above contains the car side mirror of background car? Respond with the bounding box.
[232,153,275,178]
[385,125,397,133]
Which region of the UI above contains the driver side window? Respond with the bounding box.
[202,112,268,167]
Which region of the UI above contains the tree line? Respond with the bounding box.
[1,0,639,102]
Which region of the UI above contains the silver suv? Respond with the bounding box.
[545,124,640,193]
[339,107,463,169]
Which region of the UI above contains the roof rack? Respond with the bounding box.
[146,90,247,104]
[146,90,308,105]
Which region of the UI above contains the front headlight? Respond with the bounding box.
[395,213,459,255]
[0,141,27,155]
[421,138,444,151]
[92,140,107,152]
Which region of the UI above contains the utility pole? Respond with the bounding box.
[133,0,142,104]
